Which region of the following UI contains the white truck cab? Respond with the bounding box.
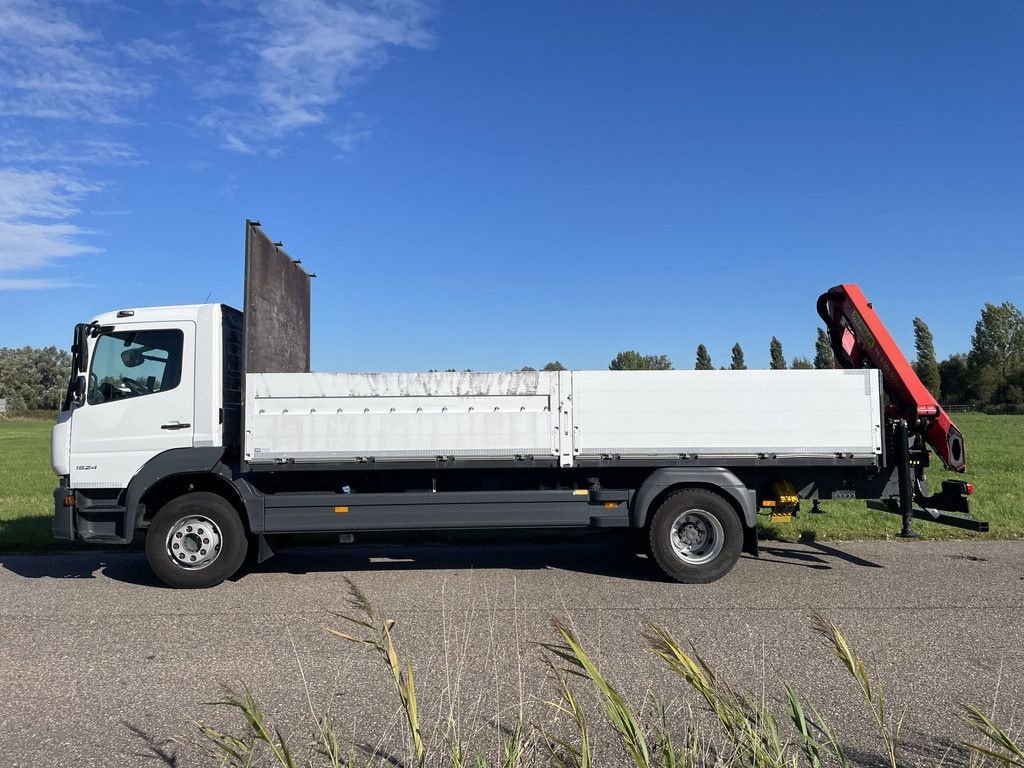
[53,304,233,490]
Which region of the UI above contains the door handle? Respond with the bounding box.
[161,421,191,430]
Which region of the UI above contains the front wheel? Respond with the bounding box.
[648,488,742,583]
[145,492,248,588]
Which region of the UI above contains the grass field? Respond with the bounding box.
[0,413,1021,550]
[0,418,62,549]
[759,412,1024,543]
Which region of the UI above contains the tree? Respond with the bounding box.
[542,361,566,371]
[0,346,72,412]
[968,301,1024,405]
[791,356,813,369]
[814,328,834,370]
[694,344,713,370]
[729,343,747,370]
[519,366,536,371]
[912,317,941,397]
[938,354,973,405]
[769,337,786,370]
[608,350,673,370]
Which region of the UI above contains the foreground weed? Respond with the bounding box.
[782,683,849,768]
[963,706,1024,767]
[192,580,1023,768]
[194,685,298,767]
[813,614,904,768]
[653,701,701,768]
[647,625,789,768]
[323,577,426,767]
[543,619,652,767]
[539,657,592,768]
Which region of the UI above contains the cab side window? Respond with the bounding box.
[87,329,184,405]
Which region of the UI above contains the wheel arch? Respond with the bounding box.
[124,448,261,534]
[631,468,758,555]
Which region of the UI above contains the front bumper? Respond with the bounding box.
[52,480,75,540]
[52,480,131,543]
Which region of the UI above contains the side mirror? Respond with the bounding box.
[73,324,89,374]
[72,376,86,407]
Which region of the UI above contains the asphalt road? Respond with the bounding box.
[1,537,1022,767]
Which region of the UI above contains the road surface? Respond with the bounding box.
[1,538,1022,767]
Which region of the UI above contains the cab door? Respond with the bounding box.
[69,322,195,489]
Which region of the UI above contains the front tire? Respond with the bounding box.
[145,492,248,588]
[648,488,742,583]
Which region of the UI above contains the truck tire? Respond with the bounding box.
[145,492,248,588]
[647,488,742,583]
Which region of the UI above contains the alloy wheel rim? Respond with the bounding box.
[165,515,223,570]
[669,509,724,565]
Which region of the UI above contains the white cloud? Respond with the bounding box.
[0,276,81,290]
[330,111,375,158]
[118,37,188,64]
[0,0,150,123]
[0,0,92,45]
[200,0,433,151]
[0,0,435,292]
[0,169,99,222]
[0,218,99,273]
[0,135,141,166]
[222,133,256,155]
[0,169,100,287]
[0,2,139,291]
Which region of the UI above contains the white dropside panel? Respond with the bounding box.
[572,369,882,459]
[246,371,560,463]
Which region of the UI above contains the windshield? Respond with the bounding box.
[87,329,184,405]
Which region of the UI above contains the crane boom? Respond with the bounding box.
[817,283,966,473]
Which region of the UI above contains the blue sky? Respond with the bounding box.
[0,0,1021,371]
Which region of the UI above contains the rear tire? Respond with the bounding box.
[648,488,742,583]
[145,492,248,588]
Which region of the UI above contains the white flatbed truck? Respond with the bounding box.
[51,221,983,587]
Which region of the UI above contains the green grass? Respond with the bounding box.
[1,412,1021,550]
[758,412,1024,543]
[0,416,63,549]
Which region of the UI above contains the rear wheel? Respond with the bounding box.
[145,492,248,588]
[648,488,742,583]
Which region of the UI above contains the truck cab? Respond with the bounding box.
[52,304,242,543]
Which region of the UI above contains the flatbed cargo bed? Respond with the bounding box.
[244,368,883,467]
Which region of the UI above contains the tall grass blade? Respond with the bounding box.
[318,715,343,768]
[196,686,298,767]
[325,581,426,768]
[540,658,592,768]
[647,624,789,767]
[813,614,898,768]
[963,705,1024,766]
[543,619,651,768]
[784,683,821,768]
[191,717,256,767]
[653,700,687,768]
[501,719,526,768]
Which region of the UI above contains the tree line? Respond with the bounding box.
[1,300,1021,414]
[535,299,1022,410]
[0,346,72,412]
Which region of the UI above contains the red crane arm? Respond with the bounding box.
[816,283,966,472]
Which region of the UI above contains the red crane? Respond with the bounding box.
[817,283,966,473]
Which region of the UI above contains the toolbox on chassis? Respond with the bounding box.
[51,221,985,588]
